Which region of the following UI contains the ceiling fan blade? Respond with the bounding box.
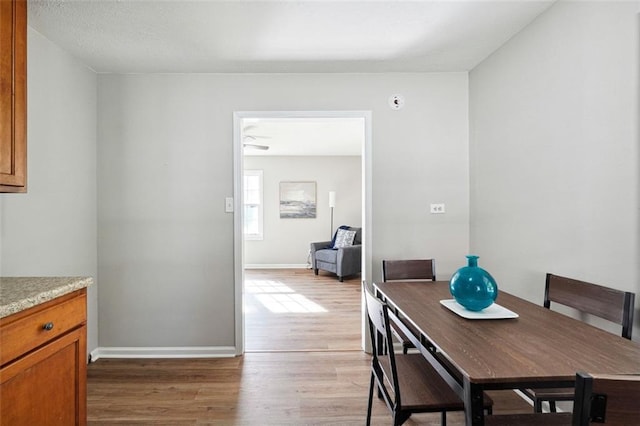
[243,143,269,150]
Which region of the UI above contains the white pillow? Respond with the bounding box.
[333,229,357,248]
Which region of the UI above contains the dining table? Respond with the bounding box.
[373,281,640,426]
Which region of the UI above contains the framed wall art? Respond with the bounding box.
[279,181,316,218]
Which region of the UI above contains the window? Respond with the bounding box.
[244,170,263,240]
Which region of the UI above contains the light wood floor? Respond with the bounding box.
[87,269,532,425]
[244,268,362,352]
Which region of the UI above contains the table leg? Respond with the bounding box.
[463,377,484,426]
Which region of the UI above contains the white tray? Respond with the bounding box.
[440,299,519,319]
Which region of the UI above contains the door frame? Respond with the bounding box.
[232,110,373,355]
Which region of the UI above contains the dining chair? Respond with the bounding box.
[522,273,636,413]
[363,281,492,426]
[486,372,640,426]
[573,371,640,426]
[382,259,436,282]
[382,259,436,354]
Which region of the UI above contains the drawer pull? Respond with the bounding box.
[42,322,54,331]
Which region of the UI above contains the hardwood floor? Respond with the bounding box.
[87,269,533,425]
[244,268,362,352]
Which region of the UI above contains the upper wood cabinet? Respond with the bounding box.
[0,0,26,193]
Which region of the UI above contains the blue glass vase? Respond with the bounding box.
[449,255,498,311]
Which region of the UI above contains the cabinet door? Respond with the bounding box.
[0,327,87,426]
[0,0,26,192]
[0,0,12,168]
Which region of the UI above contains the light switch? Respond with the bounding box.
[225,197,234,213]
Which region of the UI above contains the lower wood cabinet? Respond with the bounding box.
[0,289,87,425]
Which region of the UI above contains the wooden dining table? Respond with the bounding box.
[373,281,640,426]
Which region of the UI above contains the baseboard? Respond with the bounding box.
[90,346,237,361]
[244,264,309,269]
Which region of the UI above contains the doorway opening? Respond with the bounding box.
[233,111,372,355]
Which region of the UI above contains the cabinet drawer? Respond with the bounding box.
[0,291,86,366]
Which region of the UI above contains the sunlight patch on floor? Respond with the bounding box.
[246,279,294,294]
[245,279,327,313]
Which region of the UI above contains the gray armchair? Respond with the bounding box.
[310,226,362,282]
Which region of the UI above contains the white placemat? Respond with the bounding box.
[440,299,519,319]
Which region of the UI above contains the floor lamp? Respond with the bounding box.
[329,191,336,239]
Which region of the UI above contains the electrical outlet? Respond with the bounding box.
[430,203,445,214]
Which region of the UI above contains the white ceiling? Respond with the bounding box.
[28,0,555,74]
[242,117,365,156]
[28,0,556,156]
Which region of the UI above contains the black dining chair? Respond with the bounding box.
[382,259,436,282]
[363,281,492,426]
[382,259,436,354]
[486,371,640,426]
[573,371,640,425]
[521,273,635,413]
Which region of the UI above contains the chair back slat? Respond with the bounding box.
[382,259,436,282]
[364,283,389,341]
[573,372,640,426]
[545,273,635,339]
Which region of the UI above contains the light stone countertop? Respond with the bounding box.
[0,277,93,318]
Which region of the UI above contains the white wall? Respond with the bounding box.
[0,28,98,353]
[10,1,637,355]
[244,155,362,267]
[469,1,639,336]
[97,73,470,351]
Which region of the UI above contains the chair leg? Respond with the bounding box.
[549,401,557,413]
[394,412,411,426]
[534,398,543,413]
[339,276,344,282]
[441,411,447,426]
[314,268,318,275]
[366,372,374,426]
